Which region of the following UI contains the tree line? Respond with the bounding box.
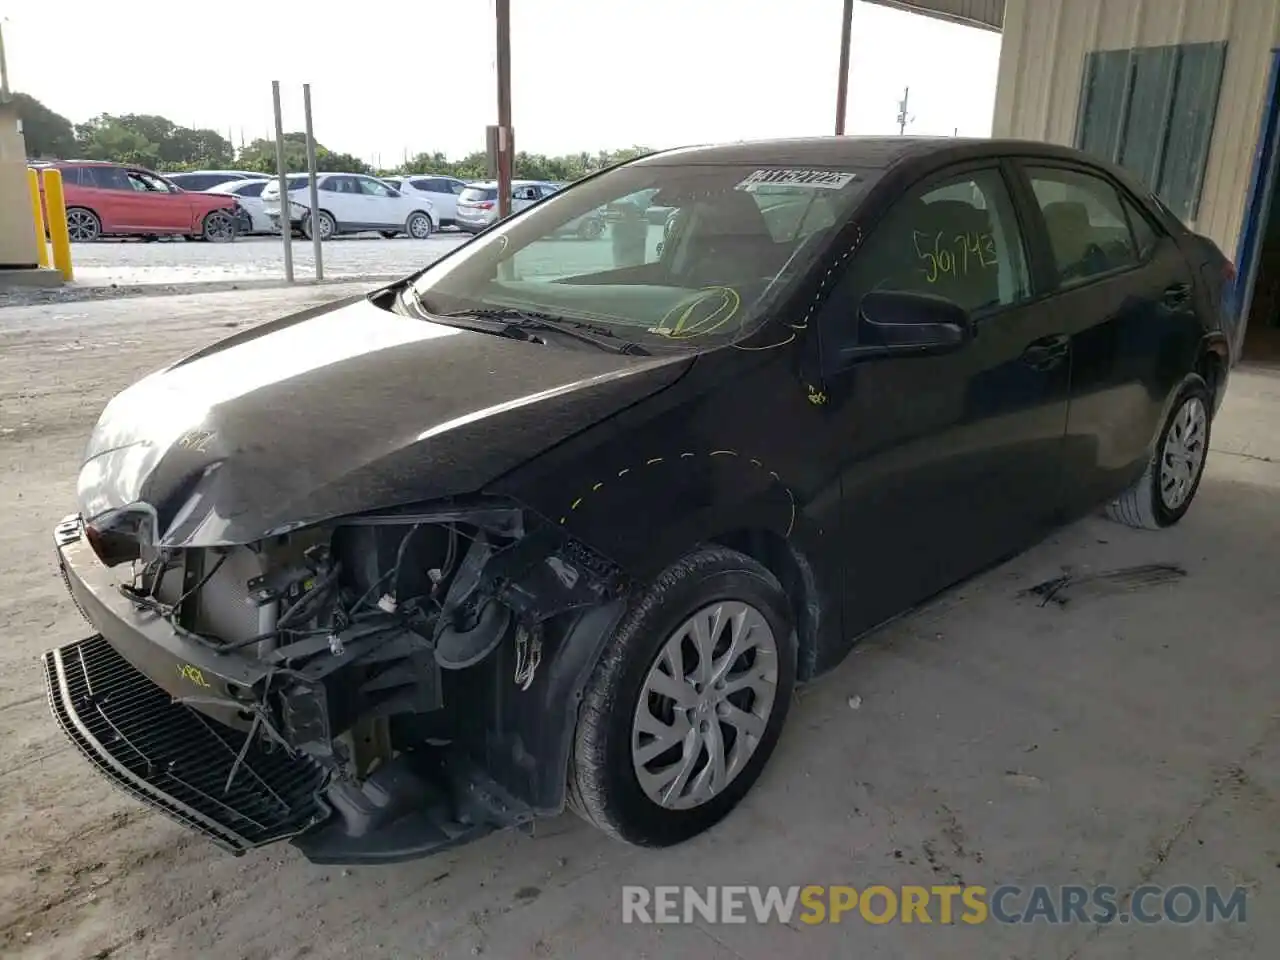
[13,92,652,183]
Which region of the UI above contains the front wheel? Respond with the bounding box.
[569,546,796,847]
[201,210,237,243]
[1106,376,1212,530]
[406,211,434,239]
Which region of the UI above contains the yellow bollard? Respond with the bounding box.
[26,169,52,269]
[41,167,74,282]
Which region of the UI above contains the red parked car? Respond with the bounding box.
[31,161,242,242]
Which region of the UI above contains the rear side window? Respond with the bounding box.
[235,180,267,197]
[86,166,132,190]
[412,178,438,192]
[461,186,497,202]
[1025,166,1141,286]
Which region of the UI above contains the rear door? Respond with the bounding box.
[819,162,1070,638]
[318,175,360,226]
[1011,161,1203,515]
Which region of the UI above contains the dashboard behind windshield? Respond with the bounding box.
[412,161,878,348]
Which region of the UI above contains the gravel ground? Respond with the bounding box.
[1,286,1278,959]
[0,234,469,309]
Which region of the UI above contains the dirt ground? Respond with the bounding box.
[1,286,1278,960]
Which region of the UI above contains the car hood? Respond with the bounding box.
[78,295,693,547]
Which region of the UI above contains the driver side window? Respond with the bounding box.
[849,167,1031,315]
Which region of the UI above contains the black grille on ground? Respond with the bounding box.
[44,635,328,853]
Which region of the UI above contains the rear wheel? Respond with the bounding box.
[303,210,336,241]
[1106,376,1212,530]
[66,207,101,242]
[569,546,795,846]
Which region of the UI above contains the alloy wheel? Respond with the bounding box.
[631,600,779,810]
[66,209,100,242]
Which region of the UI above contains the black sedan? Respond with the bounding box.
[44,136,1237,865]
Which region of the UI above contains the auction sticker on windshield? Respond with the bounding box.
[735,169,859,190]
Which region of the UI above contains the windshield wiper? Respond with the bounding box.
[439,307,650,356]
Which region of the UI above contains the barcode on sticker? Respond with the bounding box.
[735,169,858,190]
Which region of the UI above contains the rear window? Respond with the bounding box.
[286,176,310,191]
[235,180,267,197]
[58,166,81,186]
[461,186,497,202]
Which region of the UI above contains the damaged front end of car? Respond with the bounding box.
[45,497,630,864]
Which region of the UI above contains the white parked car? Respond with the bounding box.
[455,179,558,233]
[261,173,437,240]
[383,175,468,227]
[205,178,275,234]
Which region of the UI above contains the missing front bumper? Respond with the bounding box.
[43,634,328,853]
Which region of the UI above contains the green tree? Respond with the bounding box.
[75,115,160,167]
[235,134,370,174]
[11,92,77,159]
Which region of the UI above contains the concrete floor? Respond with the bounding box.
[0,285,1277,959]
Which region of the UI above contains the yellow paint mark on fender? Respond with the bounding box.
[177,664,211,688]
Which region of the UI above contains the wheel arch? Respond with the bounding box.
[1196,333,1230,417]
[707,527,823,682]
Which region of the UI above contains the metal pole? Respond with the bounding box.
[0,19,11,102]
[835,0,854,135]
[303,83,322,281]
[495,0,513,219]
[271,81,293,283]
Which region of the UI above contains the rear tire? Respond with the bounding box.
[1106,376,1212,530]
[569,545,795,847]
[66,207,101,242]
[303,210,336,241]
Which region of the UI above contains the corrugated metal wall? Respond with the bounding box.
[993,0,1280,255]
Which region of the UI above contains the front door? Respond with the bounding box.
[125,169,191,231]
[817,163,1071,638]
[356,176,402,228]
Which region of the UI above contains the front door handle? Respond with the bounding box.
[1022,333,1070,371]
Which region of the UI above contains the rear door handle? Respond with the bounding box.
[1163,281,1193,308]
[1022,333,1070,371]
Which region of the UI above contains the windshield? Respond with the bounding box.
[412,161,875,348]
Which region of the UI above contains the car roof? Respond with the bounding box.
[632,135,1122,174]
[173,170,268,177]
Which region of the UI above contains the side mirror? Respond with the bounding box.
[839,289,972,365]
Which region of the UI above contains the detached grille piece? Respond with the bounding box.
[44,635,327,853]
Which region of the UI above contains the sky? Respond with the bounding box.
[1,0,1003,164]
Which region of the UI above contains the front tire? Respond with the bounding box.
[201,210,237,243]
[569,545,795,847]
[1106,376,1212,530]
[406,211,434,239]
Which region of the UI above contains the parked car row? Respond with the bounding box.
[26,161,643,242]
